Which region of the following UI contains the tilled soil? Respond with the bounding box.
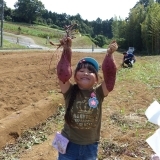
[0,50,158,160]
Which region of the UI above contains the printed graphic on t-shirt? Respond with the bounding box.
[71,97,99,129]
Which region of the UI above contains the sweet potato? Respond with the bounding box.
[57,47,72,83]
[102,41,118,92]
[102,55,117,92]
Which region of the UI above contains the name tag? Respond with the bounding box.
[52,132,69,154]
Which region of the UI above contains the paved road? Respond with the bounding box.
[3,32,48,49]
[72,48,106,53]
[3,32,107,53]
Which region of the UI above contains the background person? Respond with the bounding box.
[122,51,136,68]
[55,37,118,160]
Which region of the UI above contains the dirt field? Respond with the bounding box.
[0,50,158,160]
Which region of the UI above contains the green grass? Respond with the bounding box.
[117,56,160,89]
[4,21,65,38]
[2,21,94,49]
[0,39,27,49]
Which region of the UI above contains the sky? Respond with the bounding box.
[4,0,139,21]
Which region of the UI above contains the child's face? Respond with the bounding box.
[74,67,98,90]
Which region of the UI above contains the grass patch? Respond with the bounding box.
[3,21,94,49]
[0,39,27,49]
[117,56,160,89]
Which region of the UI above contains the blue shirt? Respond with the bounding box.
[124,53,134,61]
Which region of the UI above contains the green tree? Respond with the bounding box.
[94,35,106,47]
[142,3,160,54]
[14,0,45,23]
[112,17,127,48]
[3,4,13,21]
[101,19,113,38]
[112,16,119,39]
[137,0,154,7]
[92,18,103,36]
[125,3,146,51]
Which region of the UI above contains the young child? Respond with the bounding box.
[55,37,118,160]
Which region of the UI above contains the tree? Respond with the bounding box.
[138,0,154,7]
[112,16,119,39]
[3,4,12,21]
[142,3,160,54]
[14,0,45,23]
[124,3,146,51]
[111,17,127,48]
[94,35,106,47]
[101,19,113,38]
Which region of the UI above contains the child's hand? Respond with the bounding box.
[60,37,72,50]
[107,41,118,54]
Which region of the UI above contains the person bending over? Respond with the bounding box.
[122,52,136,68]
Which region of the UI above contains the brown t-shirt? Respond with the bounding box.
[61,84,105,145]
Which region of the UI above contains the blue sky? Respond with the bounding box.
[5,0,139,21]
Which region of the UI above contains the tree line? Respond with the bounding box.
[2,0,160,54]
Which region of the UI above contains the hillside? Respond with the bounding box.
[2,22,95,49]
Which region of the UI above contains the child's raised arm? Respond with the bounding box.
[101,41,118,96]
